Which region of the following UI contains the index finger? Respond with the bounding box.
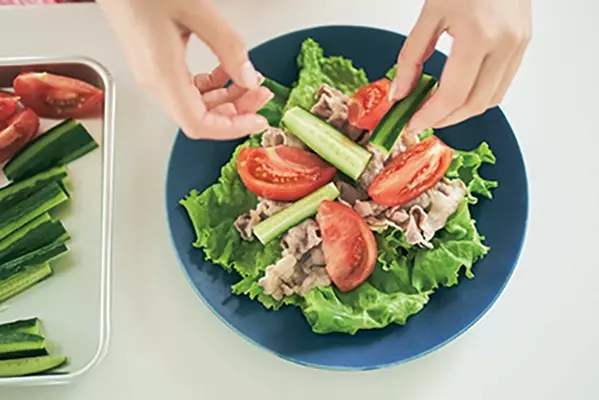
[406,36,487,133]
[391,9,441,100]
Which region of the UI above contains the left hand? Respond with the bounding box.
[389,0,532,133]
[97,0,272,140]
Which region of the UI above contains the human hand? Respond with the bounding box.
[389,0,532,133]
[97,0,273,140]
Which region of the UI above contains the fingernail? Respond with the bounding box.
[389,77,411,102]
[263,89,274,105]
[240,61,260,88]
[256,72,265,85]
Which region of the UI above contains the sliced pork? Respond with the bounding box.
[389,130,421,159]
[310,84,364,141]
[234,198,291,241]
[354,198,390,219]
[356,144,387,191]
[280,218,322,260]
[258,250,331,301]
[335,180,368,206]
[257,216,333,301]
[426,178,468,232]
[234,212,262,241]
[260,126,306,149]
[353,178,467,248]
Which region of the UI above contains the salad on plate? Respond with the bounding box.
[180,38,498,335]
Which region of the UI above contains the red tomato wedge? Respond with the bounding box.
[368,136,454,206]
[13,72,104,119]
[0,90,20,122]
[237,146,336,201]
[316,200,378,292]
[0,108,40,163]
[0,90,16,98]
[348,78,394,131]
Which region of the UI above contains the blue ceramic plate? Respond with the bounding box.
[165,25,529,371]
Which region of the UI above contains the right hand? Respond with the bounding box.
[97,0,273,140]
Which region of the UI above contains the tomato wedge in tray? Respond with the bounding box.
[0,108,40,163]
[13,72,104,119]
[316,200,377,292]
[237,146,337,201]
[0,90,20,122]
[368,135,454,207]
[348,78,394,131]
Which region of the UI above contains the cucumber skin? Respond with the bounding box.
[282,107,372,181]
[0,214,68,265]
[0,332,47,361]
[0,355,66,377]
[4,118,98,182]
[0,182,68,242]
[253,182,340,245]
[0,264,53,303]
[0,242,66,281]
[369,74,438,155]
[0,318,41,336]
[2,119,77,181]
[0,167,68,209]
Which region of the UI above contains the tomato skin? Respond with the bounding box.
[348,78,394,131]
[368,136,454,207]
[13,72,104,119]
[0,108,40,163]
[237,146,337,201]
[0,96,19,122]
[317,200,378,292]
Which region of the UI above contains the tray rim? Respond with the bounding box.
[0,55,115,387]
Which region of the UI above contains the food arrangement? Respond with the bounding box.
[181,38,499,335]
[0,71,104,376]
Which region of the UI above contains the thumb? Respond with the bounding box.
[390,7,441,101]
[181,1,260,89]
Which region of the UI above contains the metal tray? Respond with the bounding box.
[0,56,114,386]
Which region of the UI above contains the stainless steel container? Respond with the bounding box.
[0,56,115,386]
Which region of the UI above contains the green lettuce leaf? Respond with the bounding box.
[283,38,369,112]
[370,228,416,295]
[410,201,489,292]
[418,128,435,140]
[385,65,397,80]
[302,284,429,335]
[446,142,499,203]
[262,76,291,100]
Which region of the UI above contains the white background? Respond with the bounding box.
[1,0,598,399]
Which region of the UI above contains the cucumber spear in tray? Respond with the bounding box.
[0,318,67,377]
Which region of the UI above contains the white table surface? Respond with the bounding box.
[0,1,597,399]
